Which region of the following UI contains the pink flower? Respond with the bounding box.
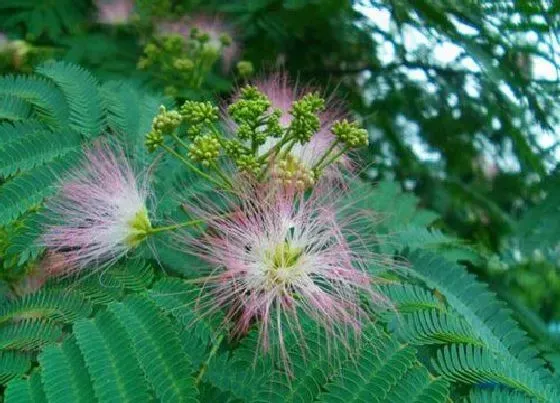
[182,182,385,371]
[157,13,239,72]
[40,143,151,272]
[12,252,69,296]
[95,0,134,25]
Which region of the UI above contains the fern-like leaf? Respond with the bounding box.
[406,250,555,385]
[73,311,152,402]
[0,319,62,350]
[108,295,199,403]
[380,367,450,403]
[4,370,47,403]
[394,310,483,346]
[0,152,78,226]
[0,95,32,121]
[0,351,31,384]
[38,338,96,403]
[0,289,92,325]
[0,128,81,177]
[380,284,446,313]
[0,75,68,127]
[433,344,558,402]
[35,61,103,137]
[318,327,418,402]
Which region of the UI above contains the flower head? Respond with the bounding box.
[158,13,239,71]
[229,74,351,185]
[40,143,151,272]
[182,182,385,370]
[95,0,135,25]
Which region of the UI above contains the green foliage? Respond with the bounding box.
[35,61,103,137]
[3,370,46,403]
[0,319,61,350]
[0,2,559,402]
[108,296,198,402]
[318,327,448,403]
[0,0,88,39]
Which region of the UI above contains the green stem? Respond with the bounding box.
[312,140,340,171]
[314,145,350,173]
[258,133,293,163]
[160,144,225,188]
[210,163,233,189]
[195,334,224,385]
[146,219,205,235]
[171,133,190,152]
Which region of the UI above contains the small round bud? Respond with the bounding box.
[188,134,221,166]
[331,119,369,148]
[152,106,182,134]
[173,58,194,71]
[180,101,219,125]
[236,60,254,77]
[219,33,232,46]
[235,154,261,175]
[145,130,164,152]
[289,93,325,143]
[273,154,315,191]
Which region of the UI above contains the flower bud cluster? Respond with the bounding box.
[137,28,232,93]
[331,119,369,148]
[144,83,369,189]
[274,154,316,191]
[289,93,324,143]
[188,134,220,166]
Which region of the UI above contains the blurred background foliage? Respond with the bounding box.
[0,0,559,344]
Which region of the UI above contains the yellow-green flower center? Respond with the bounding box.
[125,208,152,247]
[265,241,304,284]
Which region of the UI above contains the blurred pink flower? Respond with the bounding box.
[182,182,384,371]
[158,13,239,72]
[95,0,134,25]
[40,143,151,272]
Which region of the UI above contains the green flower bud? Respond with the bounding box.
[152,106,182,134]
[266,109,284,138]
[223,139,246,158]
[219,33,232,46]
[201,42,220,59]
[145,130,164,152]
[188,134,221,166]
[180,101,219,125]
[331,119,369,148]
[173,57,194,71]
[236,60,254,77]
[186,123,203,139]
[235,154,261,175]
[228,86,271,124]
[236,123,253,141]
[162,34,185,52]
[289,92,325,143]
[274,154,315,191]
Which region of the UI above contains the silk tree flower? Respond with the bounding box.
[40,143,152,272]
[182,182,386,370]
[95,0,134,25]
[229,74,351,185]
[158,13,239,72]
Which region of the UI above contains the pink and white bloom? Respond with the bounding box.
[95,0,134,25]
[183,182,384,370]
[40,143,151,272]
[158,13,239,72]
